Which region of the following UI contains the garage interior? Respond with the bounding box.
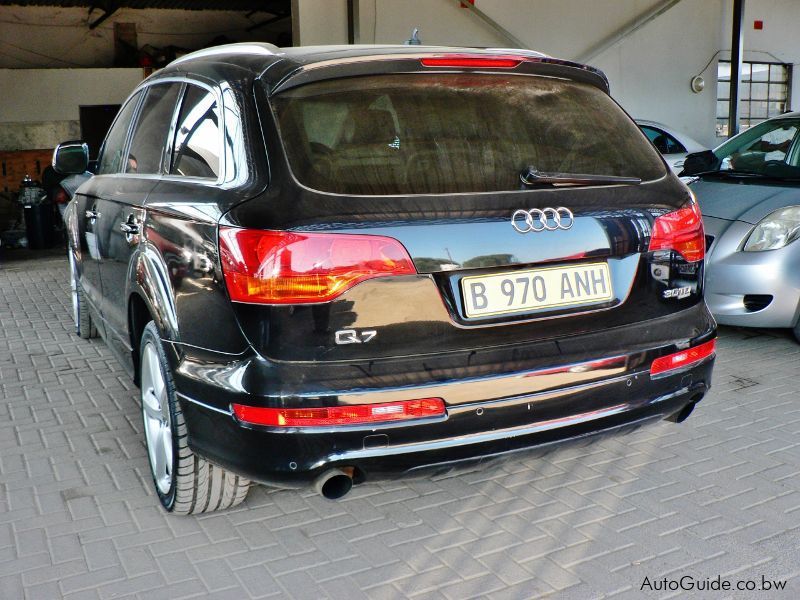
[2,0,800,598]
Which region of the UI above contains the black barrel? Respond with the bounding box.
[24,203,54,249]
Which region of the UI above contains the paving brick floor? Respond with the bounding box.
[2,251,800,599]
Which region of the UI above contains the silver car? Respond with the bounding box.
[688,112,800,339]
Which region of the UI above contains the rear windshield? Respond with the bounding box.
[270,74,665,195]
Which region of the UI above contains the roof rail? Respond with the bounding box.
[484,48,549,59]
[171,43,281,66]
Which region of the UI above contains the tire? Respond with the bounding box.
[792,321,800,344]
[139,321,250,514]
[69,252,97,339]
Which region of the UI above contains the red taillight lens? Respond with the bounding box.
[232,398,446,427]
[650,339,716,376]
[54,188,69,204]
[649,202,705,262]
[420,56,522,68]
[219,228,416,304]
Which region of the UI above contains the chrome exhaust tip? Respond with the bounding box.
[314,468,354,500]
[667,393,704,423]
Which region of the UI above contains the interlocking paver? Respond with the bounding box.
[4,251,800,598]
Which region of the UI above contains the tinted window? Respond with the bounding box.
[126,83,182,174]
[170,85,221,179]
[715,118,800,175]
[97,93,141,175]
[641,126,686,155]
[272,74,666,195]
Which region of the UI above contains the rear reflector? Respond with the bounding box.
[420,57,522,68]
[650,339,716,376]
[648,201,705,262]
[219,228,416,304]
[232,398,446,427]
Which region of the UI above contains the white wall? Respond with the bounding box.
[0,68,142,150]
[292,0,506,47]
[358,0,506,47]
[292,0,349,46]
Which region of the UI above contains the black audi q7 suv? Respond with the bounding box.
[55,43,716,514]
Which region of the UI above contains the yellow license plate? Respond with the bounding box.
[461,262,613,318]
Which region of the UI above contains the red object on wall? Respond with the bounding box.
[460,0,475,6]
[754,20,764,29]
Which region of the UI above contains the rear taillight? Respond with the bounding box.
[650,339,716,376]
[232,398,445,427]
[54,188,69,204]
[420,56,522,68]
[648,201,705,262]
[218,228,416,304]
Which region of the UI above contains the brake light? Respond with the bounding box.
[54,188,69,204]
[232,398,446,427]
[649,202,705,262]
[650,339,716,376]
[218,228,416,304]
[420,57,522,68]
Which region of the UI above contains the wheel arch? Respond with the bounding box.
[128,243,181,383]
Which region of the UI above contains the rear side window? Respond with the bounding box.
[170,85,221,179]
[126,83,182,174]
[271,74,666,195]
[641,126,686,154]
[97,92,141,175]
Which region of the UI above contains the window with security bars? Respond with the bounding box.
[717,60,792,138]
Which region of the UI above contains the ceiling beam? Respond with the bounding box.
[576,0,682,63]
[88,1,118,30]
[456,0,528,50]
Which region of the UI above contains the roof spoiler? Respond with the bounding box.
[264,52,610,96]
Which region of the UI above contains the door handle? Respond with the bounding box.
[85,209,100,220]
[119,222,140,235]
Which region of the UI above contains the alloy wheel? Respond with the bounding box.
[69,254,79,331]
[140,342,174,495]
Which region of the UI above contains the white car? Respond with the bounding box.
[636,119,708,174]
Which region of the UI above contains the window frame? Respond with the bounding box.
[97,76,228,185]
[715,117,800,169]
[95,90,145,177]
[717,59,793,138]
[639,125,687,155]
[123,81,185,177]
[168,82,226,182]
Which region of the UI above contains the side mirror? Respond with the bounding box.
[679,150,720,176]
[53,141,89,175]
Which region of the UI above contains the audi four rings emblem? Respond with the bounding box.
[511,207,574,233]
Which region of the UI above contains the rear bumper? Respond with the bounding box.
[178,352,714,487]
